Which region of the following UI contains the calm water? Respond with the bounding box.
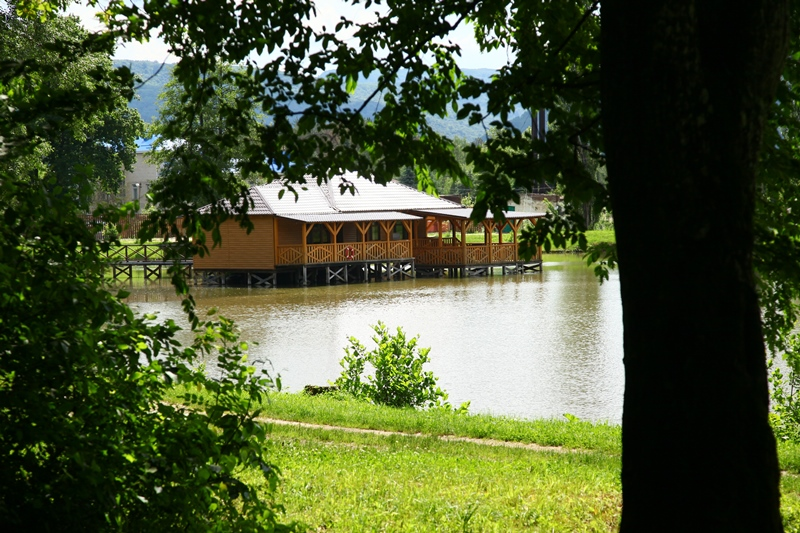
[125,255,625,423]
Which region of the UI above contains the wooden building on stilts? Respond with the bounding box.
[193,173,544,287]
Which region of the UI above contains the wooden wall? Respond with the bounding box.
[193,216,275,270]
[277,219,303,245]
[342,225,359,242]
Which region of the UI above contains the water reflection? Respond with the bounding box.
[124,255,624,423]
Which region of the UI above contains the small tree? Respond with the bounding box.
[335,322,465,410]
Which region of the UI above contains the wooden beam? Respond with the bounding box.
[402,219,413,237]
[355,221,370,240]
[324,222,343,243]
[482,220,492,244]
[379,220,394,242]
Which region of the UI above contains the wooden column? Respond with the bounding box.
[355,221,370,260]
[483,220,493,264]
[272,216,280,266]
[302,223,314,265]
[510,219,523,262]
[403,220,413,257]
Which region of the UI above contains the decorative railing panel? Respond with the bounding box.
[388,241,411,258]
[307,244,335,263]
[466,246,489,264]
[493,244,517,262]
[364,242,387,260]
[412,248,437,265]
[284,241,414,265]
[278,245,303,265]
[414,247,462,265]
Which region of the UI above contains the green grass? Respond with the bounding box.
[434,229,616,251]
[252,391,621,454]
[555,229,616,253]
[265,424,621,532]
[167,390,800,531]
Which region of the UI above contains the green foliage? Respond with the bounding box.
[0,176,295,531]
[769,334,800,443]
[593,208,614,231]
[335,322,465,411]
[102,220,120,242]
[0,9,143,207]
[0,4,294,531]
[147,61,268,208]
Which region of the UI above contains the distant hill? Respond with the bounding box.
[114,60,529,142]
[114,60,175,123]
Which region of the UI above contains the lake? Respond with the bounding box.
[125,254,625,423]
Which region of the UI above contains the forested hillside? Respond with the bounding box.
[114,60,527,142]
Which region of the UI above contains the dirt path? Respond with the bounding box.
[261,417,579,454]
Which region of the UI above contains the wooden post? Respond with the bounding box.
[460,219,467,266]
[302,223,312,265]
[272,216,279,267]
[403,220,413,258]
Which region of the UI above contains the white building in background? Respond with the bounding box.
[94,138,159,211]
[121,150,159,211]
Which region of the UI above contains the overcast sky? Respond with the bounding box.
[67,0,509,70]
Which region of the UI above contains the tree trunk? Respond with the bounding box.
[600,1,789,530]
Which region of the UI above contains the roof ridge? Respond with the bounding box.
[319,178,341,212]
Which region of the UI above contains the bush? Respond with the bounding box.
[102,220,120,242]
[0,178,297,531]
[769,335,800,442]
[334,322,468,411]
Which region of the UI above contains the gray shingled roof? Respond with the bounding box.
[279,211,421,223]
[412,207,546,220]
[253,181,335,215]
[204,173,544,221]
[326,172,463,212]
[251,173,461,215]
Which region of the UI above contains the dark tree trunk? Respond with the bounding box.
[600,1,789,530]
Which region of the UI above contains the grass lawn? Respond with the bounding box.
[448,229,616,252]
[551,229,615,253]
[175,390,800,532]
[266,424,620,532]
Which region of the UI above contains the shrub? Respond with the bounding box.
[0,178,297,531]
[102,220,120,242]
[334,322,467,411]
[769,335,800,442]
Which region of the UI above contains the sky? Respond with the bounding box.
[67,0,510,70]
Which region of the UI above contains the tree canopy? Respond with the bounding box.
[0,6,143,206]
[3,0,800,529]
[147,61,269,207]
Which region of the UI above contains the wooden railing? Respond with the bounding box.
[415,243,540,266]
[82,214,174,240]
[278,245,303,265]
[277,241,412,265]
[102,244,191,263]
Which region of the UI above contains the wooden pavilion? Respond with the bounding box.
[193,174,544,287]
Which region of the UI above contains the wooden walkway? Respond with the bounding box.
[102,244,192,281]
